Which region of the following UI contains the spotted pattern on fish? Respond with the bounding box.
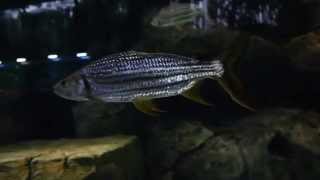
[77,51,223,102]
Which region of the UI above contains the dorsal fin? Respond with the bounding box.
[122,51,149,57]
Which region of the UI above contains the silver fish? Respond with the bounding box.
[53,51,223,105]
[151,2,203,28]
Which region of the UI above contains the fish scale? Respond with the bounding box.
[85,52,198,74]
[96,79,195,102]
[83,52,218,79]
[87,64,221,83]
[78,52,223,102]
[88,71,212,94]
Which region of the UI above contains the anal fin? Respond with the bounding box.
[133,99,166,116]
[181,80,213,106]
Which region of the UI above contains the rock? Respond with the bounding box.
[137,26,238,59]
[174,124,274,180]
[283,30,320,109]
[146,109,320,180]
[0,135,143,180]
[138,26,320,110]
[138,27,310,110]
[301,0,320,30]
[286,30,320,72]
[242,109,320,154]
[145,121,214,180]
[175,134,247,180]
[138,25,307,111]
[226,34,297,108]
[237,109,320,180]
[72,101,142,138]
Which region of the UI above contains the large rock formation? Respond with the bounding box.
[145,121,214,179]
[72,101,144,138]
[0,135,143,180]
[146,109,320,180]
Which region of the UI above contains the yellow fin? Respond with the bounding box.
[212,33,256,111]
[133,99,166,116]
[181,80,213,106]
[217,78,256,111]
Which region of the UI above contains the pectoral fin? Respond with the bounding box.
[181,80,213,106]
[133,99,166,116]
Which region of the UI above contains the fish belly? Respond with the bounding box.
[88,69,217,102]
[97,79,196,102]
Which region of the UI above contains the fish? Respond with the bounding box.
[151,2,203,28]
[53,51,224,115]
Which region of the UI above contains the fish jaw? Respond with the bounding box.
[53,73,90,102]
[53,83,89,102]
[53,89,89,102]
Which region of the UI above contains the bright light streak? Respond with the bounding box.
[0,60,2,65]
[48,54,59,59]
[76,52,90,60]
[16,58,27,63]
[3,0,76,19]
[76,52,88,58]
[48,54,61,62]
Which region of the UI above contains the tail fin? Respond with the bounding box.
[217,78,256,111]
[208,59,256,111]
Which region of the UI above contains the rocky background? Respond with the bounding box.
[1,0,320,180]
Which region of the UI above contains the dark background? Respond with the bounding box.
[0,0,319,143]
[0,0,317,61]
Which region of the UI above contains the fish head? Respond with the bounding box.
[151,17,162,27]
[53,72,89,102]
[150,2,202,28]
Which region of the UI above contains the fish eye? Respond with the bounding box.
[61,80,67,87]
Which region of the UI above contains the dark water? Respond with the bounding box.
[0,0,319,141]
[0,0,316,59]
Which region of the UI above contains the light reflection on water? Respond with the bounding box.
[3,0,77,19]
[209,0,281,27]
[166,0,280,31]
[2,0,281,26]
[0,0,284,65]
